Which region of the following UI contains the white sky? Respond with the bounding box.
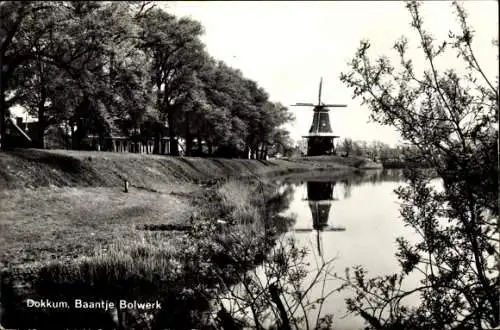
[162,1,499,147]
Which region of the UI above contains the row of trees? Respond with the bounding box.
[292,138,420,162]
[0,1,293,157]
[336,138,405,160]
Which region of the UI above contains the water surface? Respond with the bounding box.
[276,169,432,329]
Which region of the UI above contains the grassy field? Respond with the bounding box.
[0,186,195,269]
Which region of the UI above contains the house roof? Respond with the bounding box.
[7,117,32,142]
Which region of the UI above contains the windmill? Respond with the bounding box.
[294,181,346,257]
[293,78,347,156]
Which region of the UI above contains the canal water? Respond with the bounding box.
[216,169,442,329]
[272,169,439,330]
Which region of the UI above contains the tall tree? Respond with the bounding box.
[47,1,153,149]
[138,8,205,155]
[339,1,498,329]
[2,1,153,148]
[0,1,62,149]
[342,138,353,155]
[195,60,252,157]
[255,101,294,159]
[196,59,233,154]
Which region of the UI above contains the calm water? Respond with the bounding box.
[217,169,441,329]
[274,169,439,330]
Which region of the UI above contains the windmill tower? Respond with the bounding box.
[293,78,347,156]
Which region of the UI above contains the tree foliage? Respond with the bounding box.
[1,1,155,148]
[338,1,498,329]
[0,1,294,156]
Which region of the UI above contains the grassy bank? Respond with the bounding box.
[0,186,193,268]
[1,178,291,329]
[0,149,355,190]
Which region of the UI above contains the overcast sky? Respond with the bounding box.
[162,1,499,146]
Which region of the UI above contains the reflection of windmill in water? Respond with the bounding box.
[295,181,346,256]
[293,78,347,156]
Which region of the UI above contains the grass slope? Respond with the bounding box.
[0,149,357,269]
[0,149,355,190]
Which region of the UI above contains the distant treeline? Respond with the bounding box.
[333,138,433,168]
[0,2,294,158]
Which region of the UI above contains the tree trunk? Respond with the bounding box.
[136,127,141,153]
[36,88,46,149]
[207,142,213,155]
[197,136,203,154]
[167,113,179,156]
[154,68,164,155]
[153,131,160,154]
[185,137,193,156]
[259,143,265,160]
[243,144,250,159]
[72,119,83,150]
[33,49,47,149]
[184,113,192,156]
[269,284,291,330]
[72,97,90,150]
[36,108,46,149]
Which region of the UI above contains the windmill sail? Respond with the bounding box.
[322,104,347,108]
[318,77,323,105]
[292,77,347,109]
[292,103,315,106]
[316,230,322,256]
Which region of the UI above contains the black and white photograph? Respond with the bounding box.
[0,1,498,329]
